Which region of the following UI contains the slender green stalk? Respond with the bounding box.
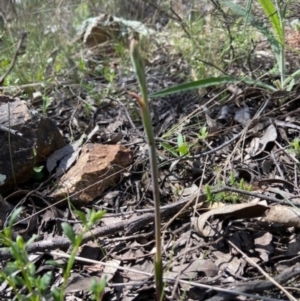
[275,0,285,86]
[129,38,163,300]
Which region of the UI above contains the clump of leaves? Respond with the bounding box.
[205,172,252,204]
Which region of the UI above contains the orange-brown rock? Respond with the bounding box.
[50,143,132,205]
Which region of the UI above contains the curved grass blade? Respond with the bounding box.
[257,0,283,44]
[150,76,276,98]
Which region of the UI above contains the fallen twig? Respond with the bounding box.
[0,124,23,136]
[223,186,300,207]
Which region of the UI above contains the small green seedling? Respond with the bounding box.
[33,165,44,180]
[229,172,237,187]
[89,277,107,301]
[0,207,106,301]
[290,138,300,157]
[177,134,189,156]
[160,133,191,158]
[205,184,214,203]
[42,95,51,115]
[198,126,208,140]
[160,141,178,157]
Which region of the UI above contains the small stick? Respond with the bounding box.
[0,31,27,85]
[0,124,23,136]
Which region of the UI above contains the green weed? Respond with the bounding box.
[290,138,300,157]
[177,134,190,156]
[168,15,225,79]
[0,1,98,95]
[0,207,106,301]
[198,126,208,140]
[205,173,252,204]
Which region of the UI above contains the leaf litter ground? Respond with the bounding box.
[2,7,300,301]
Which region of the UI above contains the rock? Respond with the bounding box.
[50,143,133,205]
[0,96,66,192]
[0,194,14,229]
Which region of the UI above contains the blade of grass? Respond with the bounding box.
[150,76,276,98]
[257,0,283,44]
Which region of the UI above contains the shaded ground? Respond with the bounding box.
[1,1,300,301]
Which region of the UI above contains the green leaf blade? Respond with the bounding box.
[150,76,276,98]
[257,0,283,44]
[61,223,76,244]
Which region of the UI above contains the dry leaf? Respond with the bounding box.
[204,106,219,134]
[253,124,277,156]
[213,250,247,275]
[166,259,218,279]
[192,203,269,237]
[254,232,274,262]
[262,205,300,228]
[234,103,250,127]
[102,259,121,282]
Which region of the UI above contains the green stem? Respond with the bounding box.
[143,102,163,296]
[129,38,163,300]
[275,0,285,86]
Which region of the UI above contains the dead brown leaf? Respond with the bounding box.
[192,202,269,237]
[262,205,300,228]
